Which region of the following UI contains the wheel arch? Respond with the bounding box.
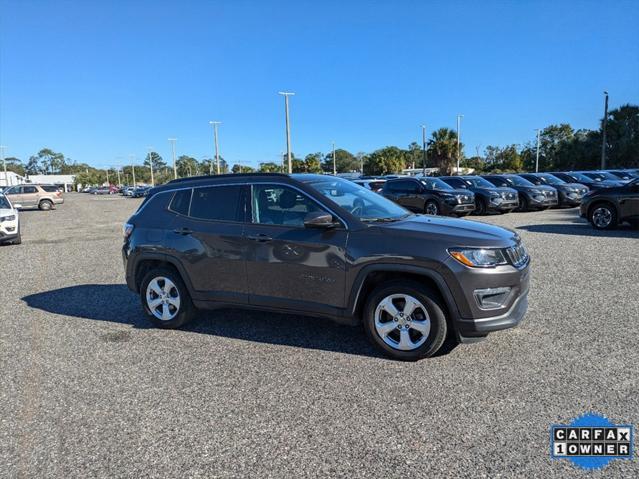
[348,264,461,324]
[132,254,193,295]
[588,199,618,219]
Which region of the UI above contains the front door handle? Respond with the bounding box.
[247,234,272,243]
[173,228,193,235]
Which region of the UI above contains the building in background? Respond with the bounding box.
[1,171,26,187]
[27,174,76,192]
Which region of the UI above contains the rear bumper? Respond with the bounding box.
[455,289,529,342]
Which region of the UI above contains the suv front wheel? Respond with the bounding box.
[589,202,618,230]
[140,268,195,328]
[363,280,448,360]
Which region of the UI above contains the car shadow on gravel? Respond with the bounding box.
[22,284,463,359]
[517,223,639,238]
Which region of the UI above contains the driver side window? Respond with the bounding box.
[252,185,325,227]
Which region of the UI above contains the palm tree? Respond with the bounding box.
[428,128,462,174]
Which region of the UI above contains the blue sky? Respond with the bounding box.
[1,0,638,169]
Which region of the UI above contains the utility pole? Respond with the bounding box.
[278,92,295,174]
[456,114,463,175]
[534,129,541,172]
[168,138,177,179]
[0,146,7,186]
[332,142,336,175]
[129,154,136,186]
[421,125,427,174]
[601,91,609,170]
[147,147,155,186]
[116,167,121,186]
[209,121,221,174]
[106,169,110,185]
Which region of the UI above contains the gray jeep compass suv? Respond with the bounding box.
[123,173,530,360]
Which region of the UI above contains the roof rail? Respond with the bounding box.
[166,172,288,185]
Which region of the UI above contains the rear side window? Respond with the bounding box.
[190,185,243,222]
[23,186,38,194]
[169,189,192,216]
[41,185,59,192]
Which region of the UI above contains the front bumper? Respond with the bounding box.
[455,289,528,342]
[488,199,519,212]
[442,202,476,215]
[529,195,558,208]
[0,219,19,242]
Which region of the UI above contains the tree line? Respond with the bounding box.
[3,104,636,186]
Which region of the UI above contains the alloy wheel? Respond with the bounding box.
[374,294,431,351]
[592,207,612,228]
[425,202,439,215]
[146,276,181,321]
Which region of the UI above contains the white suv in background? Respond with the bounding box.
[0,194,21,245]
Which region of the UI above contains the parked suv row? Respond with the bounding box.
[381,177,476,216]
[123,173,530,360]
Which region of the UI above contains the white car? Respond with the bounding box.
[0,194,21,245]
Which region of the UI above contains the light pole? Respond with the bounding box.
[534,129,541,172]
[209,121,221,174]
[456,115,463,175]
[116,166,121,186]
[168,138,177,179]
[129,154,136,186]
[0,146,7,186]
[147,147,155,186]
[421,125,427,174]
[601,91,609,170]
[332,141,336,175]
[106,168,110,185]
[278,92,295,174]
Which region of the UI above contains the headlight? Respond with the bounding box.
[0,215,16,222]
[448,247,508,268]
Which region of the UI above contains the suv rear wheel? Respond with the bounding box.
[39,199,53,211]
[363,280,447,360]
[140,268,195,328]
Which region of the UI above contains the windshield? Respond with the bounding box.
[506,175,535,187]
[537,174,565,185]
[465,176,497,188]
[0,195,10,209]
[583,172,614,181]
[305,176,410,221]
[609,171,637,180]
[420,178,454,190]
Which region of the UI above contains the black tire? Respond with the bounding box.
[140,267,195,328]
[424,200,439,216]
[362,280,448,361]
[589,202,618,230]
[516,195,528,212]
[39,199,53,211]
[473,198,487,215]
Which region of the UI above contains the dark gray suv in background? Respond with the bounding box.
[123,174,530,360]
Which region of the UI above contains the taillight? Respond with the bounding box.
[123,223,134,239]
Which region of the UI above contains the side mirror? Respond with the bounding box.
[14,204,22,209]
[304,211,337,229]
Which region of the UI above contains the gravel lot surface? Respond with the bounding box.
[1,193,637,478]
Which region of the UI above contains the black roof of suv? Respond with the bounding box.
[124,173,530,360]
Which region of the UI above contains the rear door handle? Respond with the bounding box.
[247,234,272,243]
[173,228,193,235]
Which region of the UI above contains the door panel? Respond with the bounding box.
[244,225,348,310]
[620,183,639,219]
[246,184,348,312]
[166,185,249,304]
